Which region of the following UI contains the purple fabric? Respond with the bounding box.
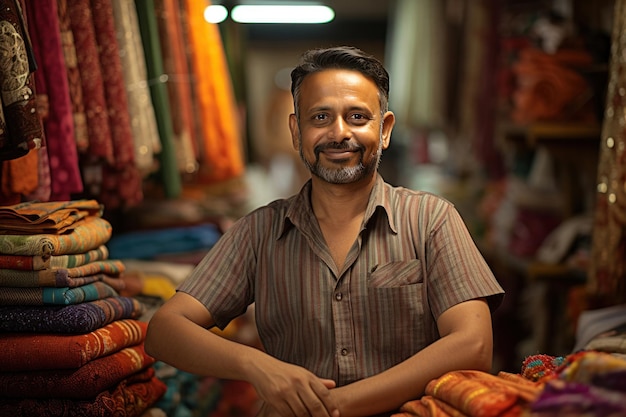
[0,296,144,333]
[531,380,626,416]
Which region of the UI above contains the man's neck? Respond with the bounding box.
[309,175,376,223]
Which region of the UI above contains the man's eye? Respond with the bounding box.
[350,114,370,123]
[313,114,327,121]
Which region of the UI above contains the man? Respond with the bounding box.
[145,46,504,417]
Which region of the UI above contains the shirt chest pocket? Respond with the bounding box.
[367,260,423,288]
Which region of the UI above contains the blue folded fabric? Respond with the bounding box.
[107,223,221,260]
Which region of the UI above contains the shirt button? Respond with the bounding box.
[341,348,348,356]
[335,292,343,301]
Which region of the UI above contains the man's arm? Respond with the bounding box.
[330,298,494,417]
[145,292,340,417]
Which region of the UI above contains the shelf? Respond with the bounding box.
[499,121,601,147]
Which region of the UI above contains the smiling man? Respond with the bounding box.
[145,46,504,417]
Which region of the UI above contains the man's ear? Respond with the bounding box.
[289,113,299,150]
[381,111,395,149]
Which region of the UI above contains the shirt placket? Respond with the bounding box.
[331,270,358,385]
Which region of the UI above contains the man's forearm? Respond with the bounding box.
[145,310,263,381]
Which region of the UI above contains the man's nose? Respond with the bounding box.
[329,117,351,140]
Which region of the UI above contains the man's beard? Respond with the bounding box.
[299,135,383,184]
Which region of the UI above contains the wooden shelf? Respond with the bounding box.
[499,121,601,147]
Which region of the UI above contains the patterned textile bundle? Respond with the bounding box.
[0,200,166,416]
[526,351,626,416]
[0,296,145,334]
[0,319,148,371]
[0,200,103,234]
[0,245,109,271]
[394,370,543,417]
[0,367,165,417]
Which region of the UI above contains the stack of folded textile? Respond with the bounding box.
[0,200,166,416]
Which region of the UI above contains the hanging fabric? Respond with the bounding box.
[56,0,89,154]
[90,0,143,209]
[111,0,160,177]
[0,0,43,162]
[182,0,244,184]
[386,0,447,130]
[135,0,182,199]
[24,0,83,202]
[154,0,199,177]
[588,0,626,304]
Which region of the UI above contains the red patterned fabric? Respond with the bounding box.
[0,344,156,399]
[66,0,113,163]
[24,0,83,201]
[56,0,89,153]
[0,367,166,417]
[90,0,143,209]
[0,319,147,371]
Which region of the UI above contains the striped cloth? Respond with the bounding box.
[0,259,125,287]
[0,245,109,271]
[0,281,118,305]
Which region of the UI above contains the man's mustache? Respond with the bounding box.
[314,141,365,156]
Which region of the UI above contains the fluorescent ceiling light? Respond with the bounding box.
[231,4,335,24]
[204,5,229,23]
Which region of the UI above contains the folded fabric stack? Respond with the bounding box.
[0,200,166,416]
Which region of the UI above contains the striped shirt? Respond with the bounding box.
[178,174,504,386]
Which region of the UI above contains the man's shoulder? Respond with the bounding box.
[383,181,454,208]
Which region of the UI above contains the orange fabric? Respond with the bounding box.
[395,370,543,417]
[182,0,244,183]
[0,150,39,204]
[511,48,595,123]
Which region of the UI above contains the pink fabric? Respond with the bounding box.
[24,0,83,201]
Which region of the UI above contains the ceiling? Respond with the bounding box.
[221,0,394,42]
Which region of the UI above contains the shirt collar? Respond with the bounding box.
[279,174,397,239]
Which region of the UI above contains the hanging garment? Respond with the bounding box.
[0,0,43,161]
[90,0,143,209]
[66,0,113,163]
[135,0,182,199]
[154,0,199,176]
[111,0,160,177]
[588,0,626,304]
[182,0,244,184]
[56,0,89,153]
[24,0,83,201]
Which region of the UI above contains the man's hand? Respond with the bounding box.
[249,358,340,417]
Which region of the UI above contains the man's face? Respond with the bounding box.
[289,69,393,184]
